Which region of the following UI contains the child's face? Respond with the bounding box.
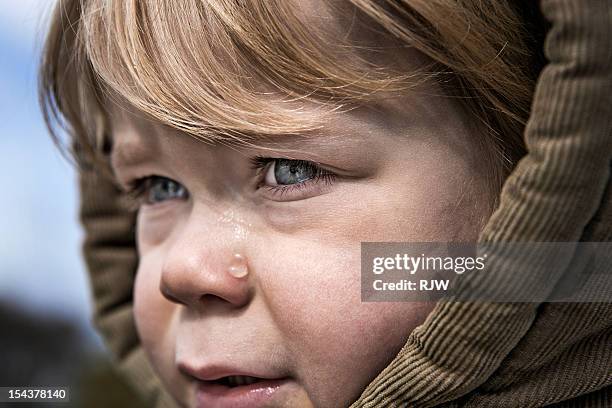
[106,3,489,407]
[110,80,490,407]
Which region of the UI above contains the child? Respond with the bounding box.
[39,0,612,407]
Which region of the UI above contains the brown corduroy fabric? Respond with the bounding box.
[77,0,612,407]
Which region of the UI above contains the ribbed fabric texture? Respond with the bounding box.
[76,0,612,407]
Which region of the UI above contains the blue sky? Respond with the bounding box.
[0,0,103,347]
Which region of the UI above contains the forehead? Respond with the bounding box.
[291,0,391,45]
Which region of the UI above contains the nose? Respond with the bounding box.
[159,208,252,309]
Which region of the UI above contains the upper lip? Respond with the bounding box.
[178,362,284,382]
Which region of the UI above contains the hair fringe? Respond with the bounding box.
[39,0,538,190]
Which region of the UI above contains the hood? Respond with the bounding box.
[77,0,612,406]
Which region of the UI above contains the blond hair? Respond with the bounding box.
[39,0,540,191]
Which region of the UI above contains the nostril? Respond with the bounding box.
[199,293,219,303]
[197,293,243,306]
[160,283,187,306]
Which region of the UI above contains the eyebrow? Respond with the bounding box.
[110,137,158,171]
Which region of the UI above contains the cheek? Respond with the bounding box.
[255,239,434,406]
[134,210,181,346]
[133,250,179,389]
[251,144,484,405]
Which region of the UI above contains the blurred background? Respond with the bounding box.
[0,1,144,406]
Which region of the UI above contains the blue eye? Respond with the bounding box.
[125,176,189,206]
[265,159,317,186]
[249,156,337,201]
[146,177,188,204]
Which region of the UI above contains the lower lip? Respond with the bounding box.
[195,378,290,408]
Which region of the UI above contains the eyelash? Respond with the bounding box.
[123,176,160,210]
[123,156,336,208]
[249,156,337,199]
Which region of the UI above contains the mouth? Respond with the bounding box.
[195,375,291,408]
[212,374,274,387]
[178,363,293,408]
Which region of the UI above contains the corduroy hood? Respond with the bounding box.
[77,0,611,406]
